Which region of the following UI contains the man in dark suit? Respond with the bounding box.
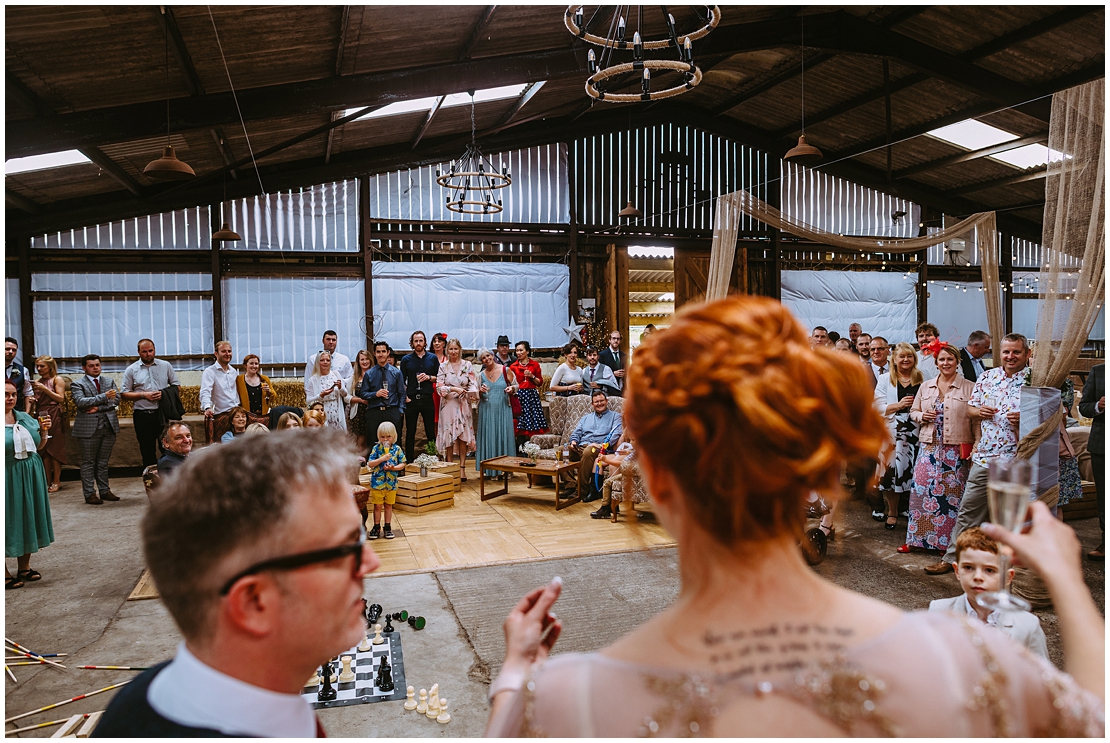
[598,330,626,397]
[959,330,991,382]
[4,337,34,413]
[71,354,121,505]
[1079,364,1104,559]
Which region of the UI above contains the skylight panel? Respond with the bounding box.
[6,150,92,174]
[927,120,1017,150]
[628,246,674,258]
[344,83,533,122]
[990,144,1065,170]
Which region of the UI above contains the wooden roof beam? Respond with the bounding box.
[410,96,446,149]
[948,168,1047,197]
[485,81,545,135]
[712,52,835,116]
[6,189,40,215]
[157,6,205,96]
[459,6,498,61]
[209,128,238,179]
[895,132,1048,179]
[324,6,352,164]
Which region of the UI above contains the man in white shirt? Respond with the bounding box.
[584,346,619,397]
[915,322,940,381]
[200,341,239,444]
[304,330,352,390]
[94,428,377,737]
[121,339,181,468]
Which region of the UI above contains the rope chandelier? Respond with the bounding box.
[436,92,511,214]
[565,5,720,103]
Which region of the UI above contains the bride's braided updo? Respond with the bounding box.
[625,296,887,546]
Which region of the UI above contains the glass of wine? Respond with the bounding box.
[978,458,1033,612]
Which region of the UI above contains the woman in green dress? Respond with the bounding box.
[475,349,518,478]
[6,378,54,589]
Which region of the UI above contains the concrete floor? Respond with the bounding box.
[4,476,1104,737]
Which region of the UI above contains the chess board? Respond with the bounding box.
[302,631,408,710]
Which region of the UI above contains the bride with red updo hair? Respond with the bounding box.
[484,296,1103,737]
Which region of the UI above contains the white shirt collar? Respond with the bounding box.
[959,593,999,627]
[147,642,317,737]
[86,374,100,384]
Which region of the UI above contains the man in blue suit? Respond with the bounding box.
[71,354,120,505]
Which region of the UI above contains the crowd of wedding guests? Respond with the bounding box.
[808,321,1104,570]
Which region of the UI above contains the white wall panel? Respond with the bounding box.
[223,180,359,252]
[371,262,570,350]
[31,207,211,250]
[222,277,366,365]
[781,270,918,345]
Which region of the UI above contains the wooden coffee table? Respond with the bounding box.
[480,456,581,510]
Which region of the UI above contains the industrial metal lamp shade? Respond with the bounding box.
[618,200,643,220]
[784,134,823,165]
[143,145,196,180]
[212,222,241,242]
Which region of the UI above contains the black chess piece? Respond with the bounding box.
[391,610,409,622]
[368,603,383,624]
[376,655,394,693]
[383,614,395,633]
[318,661,337,702]
[407,615,426,631]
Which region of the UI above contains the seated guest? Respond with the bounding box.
[306,399,325,413]
[929,527,1048,659]
[485,296,1104,738]
[549,344,586,397]
[244,423,269,436]
[275,412,303,430]
[559,389,622,500]
[582,346,618,396]
[156,421,193,477]
[302,410,327,429]
[219,407,249,444]
[589,437,634,521]
[94,428,377,737]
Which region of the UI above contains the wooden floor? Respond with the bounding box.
[369,473,674,575]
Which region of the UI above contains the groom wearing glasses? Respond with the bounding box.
[95,429,377,737]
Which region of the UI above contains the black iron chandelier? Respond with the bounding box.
[565,5,720,103]
[436,92,512,214]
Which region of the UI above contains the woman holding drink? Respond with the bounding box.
[436,339,479,479]
[30,356,68,493]
[305,351,348,431]
[6,378,54,589]
[475,349,517,478]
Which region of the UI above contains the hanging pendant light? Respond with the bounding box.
[618,201,643,220]
[212,221,241,242]
[784,16,822,165]
[145,7,195,180]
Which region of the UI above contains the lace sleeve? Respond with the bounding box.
[1029,652,1105,737]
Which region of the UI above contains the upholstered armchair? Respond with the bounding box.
[610,452,648,506]
[530,394,625,460]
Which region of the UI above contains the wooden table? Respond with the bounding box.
[480,456,581,510]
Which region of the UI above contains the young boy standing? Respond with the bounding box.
[929,527,1048,659]
[367,421,407,539]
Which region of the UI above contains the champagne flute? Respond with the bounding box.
[977,458,1033,612]
[37,415,51,442]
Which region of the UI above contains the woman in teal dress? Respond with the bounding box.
[6,378,54,589]
[475,349,518,478]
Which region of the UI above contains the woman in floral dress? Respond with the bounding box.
[436,338,479,480]
[509,340,547,450]
[874,343,922,530]
[907,345,974,551]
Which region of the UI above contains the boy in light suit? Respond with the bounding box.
[929,527,1047,659]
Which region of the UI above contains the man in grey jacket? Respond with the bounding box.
[71,354,121,505]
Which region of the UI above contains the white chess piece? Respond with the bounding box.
[372,623,385,645]
[305,668,321,688]
[416,688,428,714]
[339,655,356,683]
[358,632,371,652]
[404,685,418,711]
[426,683,440,719]
[437,699,451,724]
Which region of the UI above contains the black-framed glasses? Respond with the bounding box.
[219,525,367,595]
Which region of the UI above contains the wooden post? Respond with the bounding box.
[615,244,629,353]
[567,174,580,324]
[771,228,782,301]
[1000,230,1013,333]
[209,206,223,343]
[918,251,929,325]
[17,234,34,361]
[361,178,375,344]
[604,243,618,339]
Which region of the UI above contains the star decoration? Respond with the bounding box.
[563,323,585,343]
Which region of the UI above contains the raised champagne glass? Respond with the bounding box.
[977,458,1033,612]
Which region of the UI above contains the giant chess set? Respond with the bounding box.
[302,603,408,710]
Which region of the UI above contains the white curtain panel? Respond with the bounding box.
[31,206,211,250]
[222,277,367,365]
[5,278,21,362]
[224,180,360,252]
[371,261,570,350]
[781,270,918,345]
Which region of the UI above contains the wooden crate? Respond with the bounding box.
[405,461,461,491]
[395,472,455,514]
[1062,481,1100,522]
